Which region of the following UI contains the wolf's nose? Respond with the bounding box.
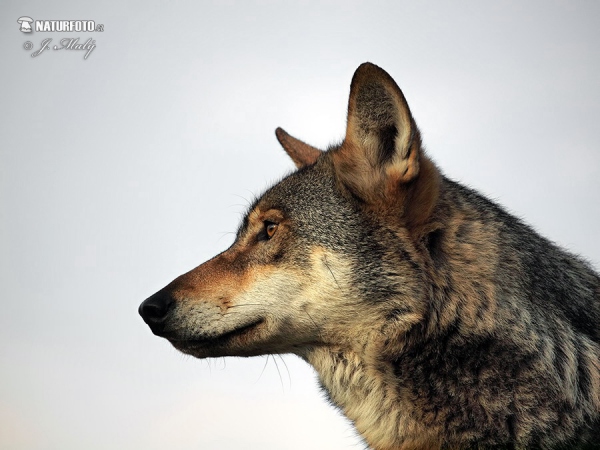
[139,290,174,331]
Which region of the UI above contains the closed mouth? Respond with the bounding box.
[169,318,265,348]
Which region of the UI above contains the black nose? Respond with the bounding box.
[139,290,175,334]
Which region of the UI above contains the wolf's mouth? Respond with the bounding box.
[169,318,265,349]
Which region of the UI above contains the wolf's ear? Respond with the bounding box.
[334,63,439,226]
[275,127,322,168]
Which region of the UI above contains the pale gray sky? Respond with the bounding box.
[1,1,599,449]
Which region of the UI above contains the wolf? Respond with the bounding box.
[139,63,600,449]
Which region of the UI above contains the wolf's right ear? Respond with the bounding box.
[275,127,322,169]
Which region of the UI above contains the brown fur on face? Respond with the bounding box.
[167,207,286,307]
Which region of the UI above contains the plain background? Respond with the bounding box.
[1,1,599,449]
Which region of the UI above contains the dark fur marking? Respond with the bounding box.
[425,229,445,267]
[377,125,399,166]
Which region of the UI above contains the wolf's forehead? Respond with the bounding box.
[257,164,342,217]
[236,168,337,239]
[245,164,368,250]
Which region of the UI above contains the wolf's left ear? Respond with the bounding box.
[334,63,439,226]
[275,127,322,168]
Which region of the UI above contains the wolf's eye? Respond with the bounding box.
[265,222,278,239]
[257,221,279,242]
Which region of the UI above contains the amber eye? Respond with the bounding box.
[265,222,278,239]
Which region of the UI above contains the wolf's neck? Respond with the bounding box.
[302,346,442,450]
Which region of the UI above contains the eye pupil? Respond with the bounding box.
[266,223,278,239]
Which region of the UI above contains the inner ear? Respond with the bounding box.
[377,124,400,166]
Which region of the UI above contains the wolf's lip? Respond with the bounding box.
[169,318,265,347]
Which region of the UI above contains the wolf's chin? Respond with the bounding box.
[167,318,266,357]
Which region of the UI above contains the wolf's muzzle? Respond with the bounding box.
[139,289,175,336]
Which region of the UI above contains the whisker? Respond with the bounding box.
[256,355,270,383]
[228,202,251,209]
[277,355,292,390]
[272,355,285,393]
[232,192,251,201]
[226,303,266,309]
[215,227,238,245]
[303,308,324,341]
[323,255,341,289]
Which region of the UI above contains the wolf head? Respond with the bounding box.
[139,62,600,450]
[139,63,441,360]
